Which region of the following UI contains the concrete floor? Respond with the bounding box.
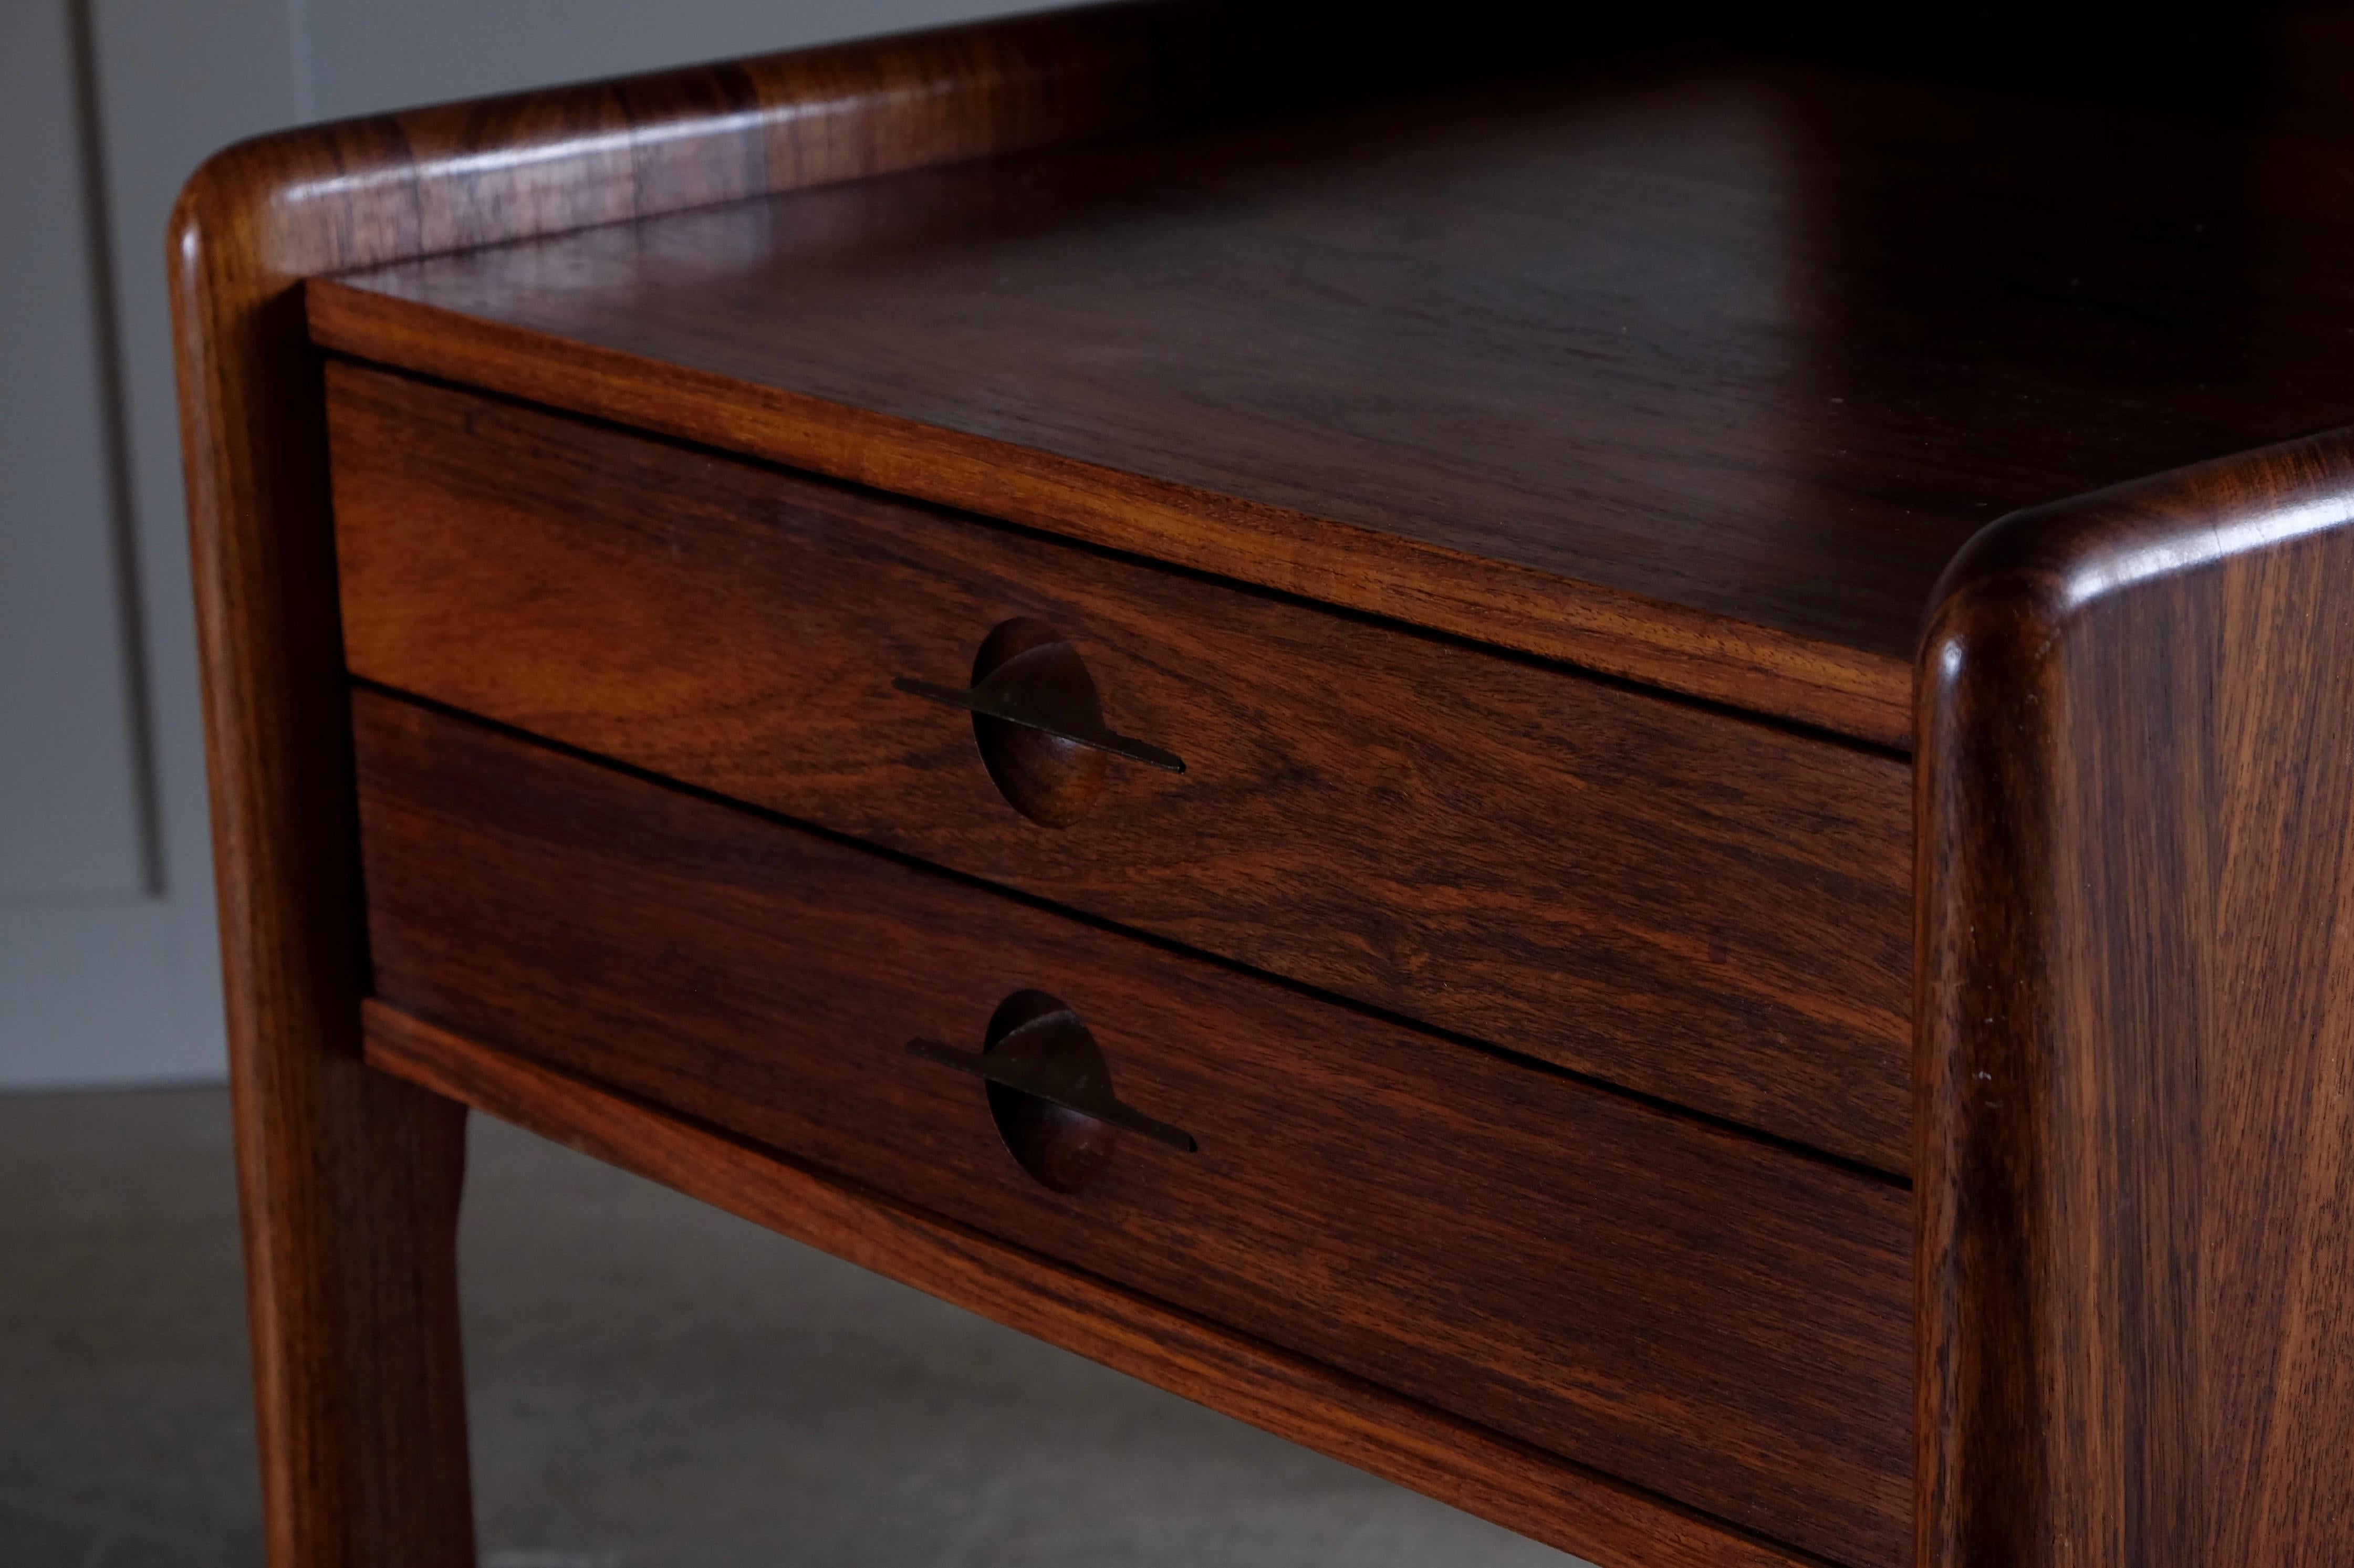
[0,1087,1586,1567]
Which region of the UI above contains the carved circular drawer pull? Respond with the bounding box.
[892,617,1183,827]
[906,989,1197,1193]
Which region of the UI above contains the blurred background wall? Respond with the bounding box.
[1,0,1032,1089]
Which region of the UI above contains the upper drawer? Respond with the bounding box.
[327,361,1914,1170]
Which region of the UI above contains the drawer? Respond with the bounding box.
[328,360,1914,1171]
[353,691,1912,1568]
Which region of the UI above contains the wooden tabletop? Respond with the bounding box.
[311,48,2354,747]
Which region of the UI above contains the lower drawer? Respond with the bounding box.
[352,689,1911,1567]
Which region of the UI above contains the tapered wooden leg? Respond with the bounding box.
[174,114,479,1568]
[179,256,480,1561]
[234,1054,474,1567]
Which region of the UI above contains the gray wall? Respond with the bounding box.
[2,0,1030,1088]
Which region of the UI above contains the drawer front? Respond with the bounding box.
[329,361,1914,1172]
[354,692,1911,1568]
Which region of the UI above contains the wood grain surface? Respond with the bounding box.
[362,1000,1848,1568]
[1916,426,2354,1565]
[353,690,1915,1568]
[167,5,1420,1562]
[328,363,1914,1172]
[310,49,2354,749]
[182,0,2354,1559]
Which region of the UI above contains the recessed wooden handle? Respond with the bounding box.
[908,989,1196,1192]
[893,646,1184,772]
[894,618,1182,828]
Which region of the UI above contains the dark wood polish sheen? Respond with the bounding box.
[174,3,2354,1563]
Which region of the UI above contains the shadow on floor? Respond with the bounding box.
[0,1087,1586,1567]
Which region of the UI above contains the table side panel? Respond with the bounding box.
[1919,428,2354,1566]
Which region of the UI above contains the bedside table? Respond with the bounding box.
[170,6,2354,1566]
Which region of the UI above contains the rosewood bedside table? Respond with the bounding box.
[171,6,2354,1566]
